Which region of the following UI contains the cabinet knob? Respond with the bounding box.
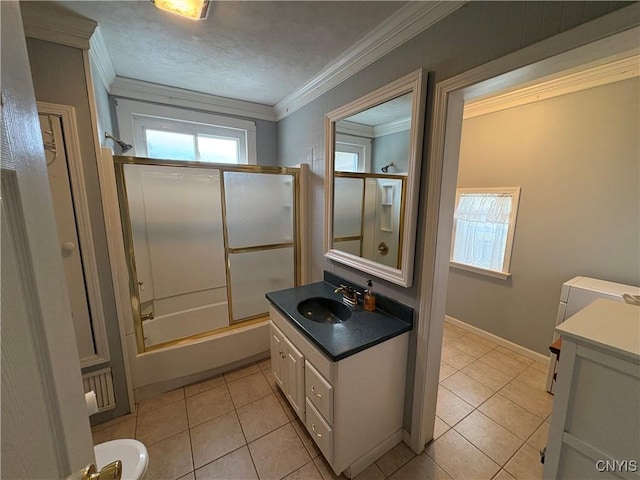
[61,241,76,256]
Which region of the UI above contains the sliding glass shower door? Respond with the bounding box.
[115,158,300,352]
[223,172,296,322]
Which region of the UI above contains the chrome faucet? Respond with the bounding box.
[334,284,358,307]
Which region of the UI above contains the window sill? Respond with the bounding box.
[449,262,511,280]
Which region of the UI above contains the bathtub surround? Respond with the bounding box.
[116,161,299,350]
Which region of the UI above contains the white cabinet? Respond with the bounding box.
[544,300,640,479]
[269,306,409,478]
[546,276,640,393]
[270,325,285,387]
[270,324,305,420]
[305,361,333,424]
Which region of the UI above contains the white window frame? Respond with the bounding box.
[335,133,372,172]
[115,99,257,164]
[450,187,521,280]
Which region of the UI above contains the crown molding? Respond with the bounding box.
[20,2,97,50]
[274,1,465,120]
[110,77,277,122]
[464,54,640,119]
[89,26,116,91]
[337,117,411,139]
[19,0,463,123]
[336,121,374,138]
[374,117,411,137]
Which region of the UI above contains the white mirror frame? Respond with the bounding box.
[324,69,427,287]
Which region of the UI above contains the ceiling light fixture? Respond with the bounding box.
[151,0,210,20]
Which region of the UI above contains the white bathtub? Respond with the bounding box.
[142,301,229,347]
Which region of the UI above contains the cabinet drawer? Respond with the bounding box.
[305,360,333,424]
[305,398,333,462]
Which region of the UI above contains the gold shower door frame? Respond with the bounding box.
[113,156,301,353]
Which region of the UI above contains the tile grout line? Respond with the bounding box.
[230,408,261,479]
[230,397,255,475]
[187,410,196,479]
[108,342,546,479]
[436,339,550,479]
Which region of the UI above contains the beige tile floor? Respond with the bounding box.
[92,323,552,480]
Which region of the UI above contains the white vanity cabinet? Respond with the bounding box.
[270,323,305,420]
[269,306,409,478]
[544,299,640,479]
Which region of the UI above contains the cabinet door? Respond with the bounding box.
[269,324,285,389]
[284,336,305,420]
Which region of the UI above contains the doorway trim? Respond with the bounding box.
[410,6,640,452]
[37,101,110,368]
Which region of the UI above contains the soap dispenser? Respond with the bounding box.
[363,280,376,312]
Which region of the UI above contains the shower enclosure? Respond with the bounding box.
[333,172,405,268]
[114,156,301,352]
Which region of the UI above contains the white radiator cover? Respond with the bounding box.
[83,367,116,412]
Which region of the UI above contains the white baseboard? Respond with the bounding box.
[344,429,404,479]
[444,315,549,365]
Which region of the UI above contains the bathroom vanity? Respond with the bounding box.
[544,299,640,479]
[266,276,412,478]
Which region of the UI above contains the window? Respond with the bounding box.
[115,99,257,164]
[334,134,371,172]
[450,187,520,279]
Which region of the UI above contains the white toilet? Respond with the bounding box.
[94,439,149,480]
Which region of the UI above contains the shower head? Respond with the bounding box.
[105,132,133,153]
[381,162,395,173]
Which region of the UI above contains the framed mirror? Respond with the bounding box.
[325,69,427,287]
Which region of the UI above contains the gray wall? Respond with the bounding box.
[276,1,634,429]
[278,0,631,305]
[25,38,130,422]
[372,130,410,173]
[90,57,114,144]
[446,77,640,354]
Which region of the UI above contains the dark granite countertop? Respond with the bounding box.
[265,278,413,361]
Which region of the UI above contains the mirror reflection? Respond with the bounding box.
[325,69,426,287]
[332,93,412,268]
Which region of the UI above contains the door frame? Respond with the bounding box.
[1,2,95,476]
[38,101,111,368]
[410,7,640,452]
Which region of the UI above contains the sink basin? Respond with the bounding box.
[297,297,352,324]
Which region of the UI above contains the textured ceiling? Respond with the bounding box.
[344,93,413,127]
[55,1,406,106]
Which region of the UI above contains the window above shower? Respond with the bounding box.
[334,134,371,172]
[114,98,257,164]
